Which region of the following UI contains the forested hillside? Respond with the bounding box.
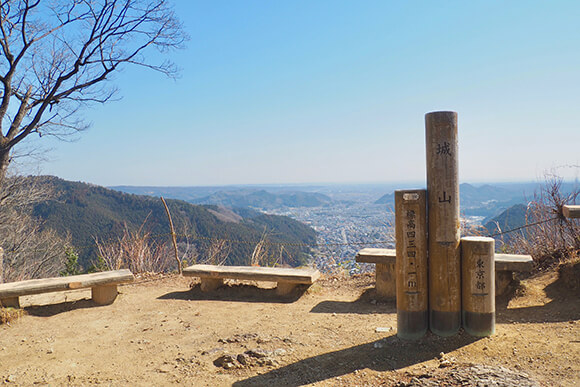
[30,177,316,269]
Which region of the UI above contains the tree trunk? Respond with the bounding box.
[0,148,10,190]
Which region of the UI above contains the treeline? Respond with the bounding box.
[30,177,316,270]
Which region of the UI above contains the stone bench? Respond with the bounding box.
[0,269,135,308]
[182,264,320,296]
[355,248,533,298]
[355,248,396,299]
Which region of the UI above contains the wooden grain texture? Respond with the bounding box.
[426,111,461,336]
[0,269,134,299]
[461,236,495,337]
[183,265,320,284]
[395,189,428,340]
[563,205,580,219]
[355,248,396,264]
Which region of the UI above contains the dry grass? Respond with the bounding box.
[95,218,174,274]
[0,307,24,325]
[504,173,579,269]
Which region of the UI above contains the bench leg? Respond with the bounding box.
[495,270,513,296]
[276,282,297,296]
[200,278,223,292]
[0,297,20,308]
[376,262,396,300]
[92,284,118,305]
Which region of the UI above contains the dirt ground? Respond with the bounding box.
[1,270,578,386]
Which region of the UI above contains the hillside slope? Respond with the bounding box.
[29,177,316,269]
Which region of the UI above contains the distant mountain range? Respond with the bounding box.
[112,186,333,210]
[374,183,538,219]
[29,177,317,269]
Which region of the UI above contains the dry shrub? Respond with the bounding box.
[505,173,579,269]
[95,219,173,274]
[201,239,231,266]
[0,307,24,324]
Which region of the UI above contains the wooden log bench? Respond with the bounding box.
[182,264,321,296]
[0,269,134,308]
[355,248,533,298]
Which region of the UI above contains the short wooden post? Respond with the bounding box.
[461,237,495,337]
[426,111,461,336]
[395,190,428,340]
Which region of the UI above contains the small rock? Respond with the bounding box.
[47,348,54,354]
[438,352,445,359]
[375,327,392,333]
[237,353,249,366]
[332,312,337,317]
[439,359,452,368]
[201,347,224,356]
[246,349,270,358]
[214,354,237,369]
[373,341,384,349]
[273,348,287,356]
[6,375,16,383]
[370,299,377,305]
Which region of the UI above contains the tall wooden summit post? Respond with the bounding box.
[395,189,428,340]
[426,111,461,336]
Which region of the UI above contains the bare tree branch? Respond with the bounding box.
[0,0,187,187]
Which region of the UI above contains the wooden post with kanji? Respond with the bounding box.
[425,111,461,337]
[461,236,495,337]
[395,189,428,340]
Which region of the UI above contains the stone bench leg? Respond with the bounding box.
[92,284,118,305]
[495,270,514,296]
[200,278,223,292]
[376,262,396,300]
[0,297,20,308]
[276,282,297,296]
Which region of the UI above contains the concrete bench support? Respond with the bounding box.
[356,248,396,300]
[0,270,134,308]
[494,254,533,295]
[356,248,533,298]
[91,284,119,305]
[183,264,320,296]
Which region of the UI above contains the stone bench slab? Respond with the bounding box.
[0,269,134,308]
[355,248,533,298]
[182,264,320,295]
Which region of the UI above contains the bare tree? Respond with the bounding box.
[0,173,68,282]
[0,0,186,188]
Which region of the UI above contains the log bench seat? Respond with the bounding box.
[355,248,533,298]
[182,264,321,296]
[0,269,135,308]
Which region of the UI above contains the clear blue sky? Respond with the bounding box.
[33,1,580,186]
